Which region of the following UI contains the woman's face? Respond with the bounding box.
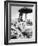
[19,13,26,22]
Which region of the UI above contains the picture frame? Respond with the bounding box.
[4,1,37,45]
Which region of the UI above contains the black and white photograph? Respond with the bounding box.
[4,1,37,44]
